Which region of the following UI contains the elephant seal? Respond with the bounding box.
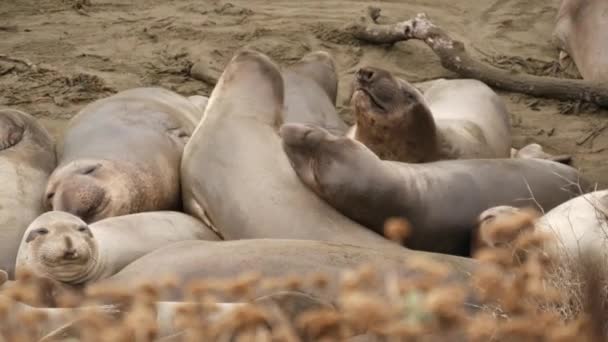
[348,68,511,162]
[283,51,349,135]
[280,123,587,257]
[476,190,608,258]
[553,0,608,82]
[15,210,219,285]
[181,50,417,252]
[100,239,476,303]
[45,87,200,223]
[0,108,56,279]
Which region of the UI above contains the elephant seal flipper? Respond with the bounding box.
[512,143,572,165]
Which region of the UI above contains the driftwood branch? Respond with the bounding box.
[347,12,608,108]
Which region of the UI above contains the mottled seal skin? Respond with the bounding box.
[283,51,349,135]
[45,87,200,223]
[281,123,588,257]
[348,67,511,163]
[553,0,608,83]
[100,239,476,304]
[15,210,218,285]
[0,108,56,280]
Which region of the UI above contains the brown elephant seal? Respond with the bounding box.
[348,68,511,163]
[15,210,219,285]
[553,0,608,82]
[0,108,56,279]
[100,239,475,303]
[181,50,405,251]
[283,51,349,135]
[45,87,200,224]
[281,123,588,257]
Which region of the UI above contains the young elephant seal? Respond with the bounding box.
[15,210,219,285]
[283,51,349,135]
[0,108,56,279]
[281,123,588,257]
[348,67,511,162]
[553,0,608,82]
[45,87,200,223]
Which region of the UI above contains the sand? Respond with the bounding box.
[1,0,606,187]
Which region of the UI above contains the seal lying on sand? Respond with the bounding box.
[476,190,608,258]
[283,51,349,135]
[0,108,56,279]
[99,239,475,303]
[281,123,587,257]
[553,0,608,82]
[348,68,512,162]
[181,49,441,254]
[45,87,201,223]
[15,211,219,285]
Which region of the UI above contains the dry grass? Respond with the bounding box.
[1,210,606,342]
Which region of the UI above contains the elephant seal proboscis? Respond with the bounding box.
[348,68,511,163]
[283,51,349,135]
[15,210,219,285]
[0,108,56,279]
[553,0,608,83]
[45,87,201,224]
[281,123,588,257]
[181,50,421,252]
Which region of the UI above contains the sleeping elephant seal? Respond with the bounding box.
[0,108,56,279]
[45,87,201,223]
[553,0,608,83]
[283,51,349,135]
[99,239,476,304]
[181,50,409,251]
[348,68,511,163]
[15,210,219,285]
[281,123,588,257]
[476,190,608,259]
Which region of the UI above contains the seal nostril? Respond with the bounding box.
[63,249,78,260]
[356,68,375,83]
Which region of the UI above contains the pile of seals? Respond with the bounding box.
[0,43,605,342]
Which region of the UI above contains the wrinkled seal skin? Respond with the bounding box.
[553,0,608,83]
[281,123,588,257]
[180,49,475,274]
[101,239,476,304]
[348,67,511,163]
[0,108,56,279]
[45,87,201,223]
[283,51,349,135]
[15,211,219,285]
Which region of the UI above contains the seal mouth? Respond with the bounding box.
[354,87,387,113]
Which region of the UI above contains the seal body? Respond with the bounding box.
[281,123,587,257]
[283,51,349,135]
[0,108,56,279]
[349,68,511,163]
[181,50,415,251]
[45,87,201,223]
[16,211,218,285]
[101,239,475,303]
[553,0,608,82]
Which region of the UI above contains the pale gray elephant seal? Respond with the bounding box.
[348,68,511,162]
[45,87,200,223]
[283,51,349,135]
[181,50,407,251]
[15,210,219,285]
[0,108,56,279]
[553,0,608,82]
[281,123,588,257]
[100,239,476,304]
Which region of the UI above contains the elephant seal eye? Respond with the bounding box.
[25,228,49,243]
